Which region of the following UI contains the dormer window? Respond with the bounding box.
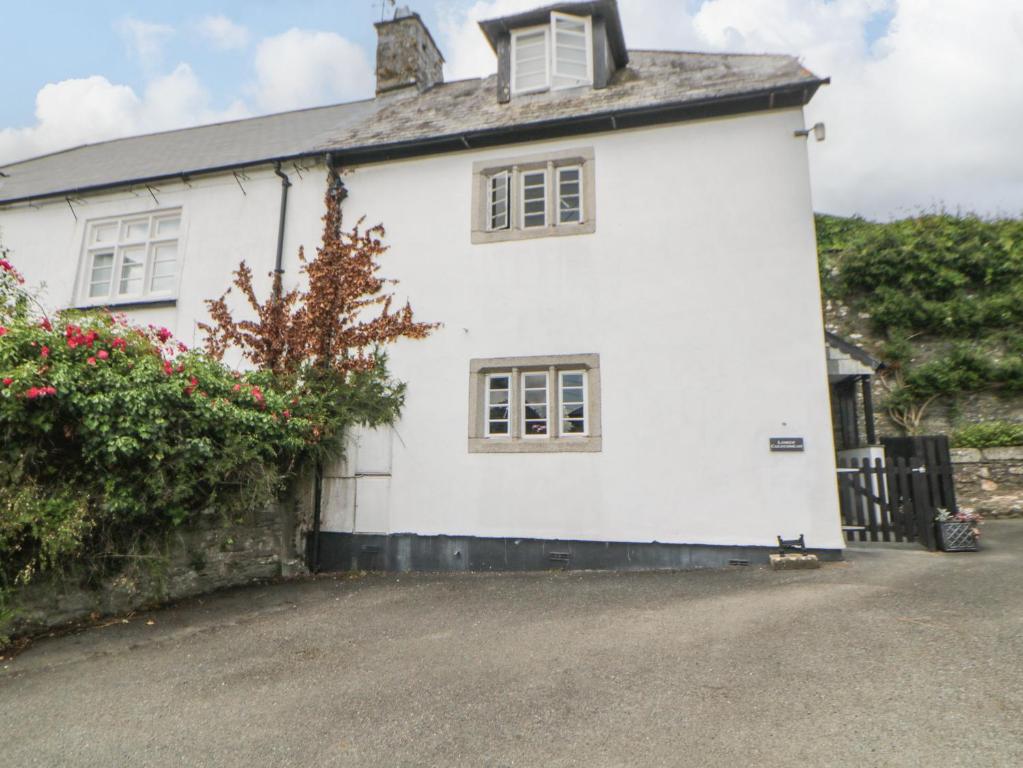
[511,12,593,96]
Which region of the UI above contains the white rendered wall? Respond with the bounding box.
[341,107,843,550]
[0,107,843,550]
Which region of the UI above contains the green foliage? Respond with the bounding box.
[818,212,1023,414]
[951,421,1023,449]
[818,212,1023,338]
[0,254,403,596]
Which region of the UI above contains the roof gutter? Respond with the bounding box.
[327,77,830,167]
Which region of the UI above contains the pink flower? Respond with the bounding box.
[232,384,242,392]
[87,356,97,366]
[97,350,109,360]
[40,345,49,359]
[0,327,7,337]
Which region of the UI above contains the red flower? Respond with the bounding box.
[156,327,172,343]
[25,387,39,400]
[97,350,109,360]
[39,318,53,331]
[2,378,12,386]
[84,330,97,348]
[232,384,242,392]
[0,327,7,337]
[40,345,49,358]
[163,360,173,375]
[87,356,97,366]
[282,409,291,420]
[111,337,127,351]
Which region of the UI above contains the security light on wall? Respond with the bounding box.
[794,122,826,141]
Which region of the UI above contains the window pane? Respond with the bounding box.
[561,372,583,388]
[89,251,114,298]
[561,387,584,404]
[118,246,145,295]
[93,223,118,244]
[155,217,180,237]
[489,406,509,420]
[488,390,508,405]
[524,389,546,404]
[524,420,548,436]
[489,421,509,435]
[489,173,509,231]
[121,219,148,242]
[514,29,548,92]
[523,373,546,389]
[562,420,586,434]
[562,404,585,419]
[489,375,510,390]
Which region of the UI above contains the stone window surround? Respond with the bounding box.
[468,353,602,453]
[470,147,596,244]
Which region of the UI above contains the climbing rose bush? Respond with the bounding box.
[0,254,318,587]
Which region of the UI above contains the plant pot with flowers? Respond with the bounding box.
[934,508,981,552]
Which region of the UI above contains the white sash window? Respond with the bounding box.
[511,12,592,96]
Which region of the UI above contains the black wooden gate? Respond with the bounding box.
[837,435,959,550]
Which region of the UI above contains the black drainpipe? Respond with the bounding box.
[272,161,291,298]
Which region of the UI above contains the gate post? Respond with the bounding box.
[910,458,937,551]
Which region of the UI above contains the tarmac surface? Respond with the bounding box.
[2,522,1021,767]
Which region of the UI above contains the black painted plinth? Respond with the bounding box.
[307,532,842,573]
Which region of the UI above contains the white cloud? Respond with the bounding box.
[117,18,174,69]
[0,66,248,165]
[251,29,375,112]
[437,0,1023,219]
[197,15,250,51]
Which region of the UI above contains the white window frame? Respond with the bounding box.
[78,210,182,306]
[550,12,593,91]
[484,373,512,437]
[558,369,588,437]
[520,370,551,439]
[510,25,550,96]
[487,171,511,231]
[510,13,593,96]
[468,354,601,454]
[555,165,584,225]
[519,167,549,229]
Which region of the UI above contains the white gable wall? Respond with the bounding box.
[0,106,843,551]
[342,106,841,549]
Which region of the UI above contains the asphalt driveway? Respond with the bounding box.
[2,522,1022,767]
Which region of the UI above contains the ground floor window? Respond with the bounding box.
[468,353,601,453]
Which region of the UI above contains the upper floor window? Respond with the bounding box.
[472,147,595,244]
[79,211,181,305]
[511,12,593,96]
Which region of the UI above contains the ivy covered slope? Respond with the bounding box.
[817,212,1023,442]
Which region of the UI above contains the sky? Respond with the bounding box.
[1,0,1021,220]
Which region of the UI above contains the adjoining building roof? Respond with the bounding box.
[0,50,825,205]
[826,331,884,374]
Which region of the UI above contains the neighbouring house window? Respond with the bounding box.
[468,354,601,453]
[511,12,592,96]
[472,148,595,243]
[80,211,182,305]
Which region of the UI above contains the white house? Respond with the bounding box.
[0,1,847,571]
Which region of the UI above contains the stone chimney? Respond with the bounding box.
[374,7,445,94]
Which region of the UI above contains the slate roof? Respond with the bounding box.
[0,50,825,204]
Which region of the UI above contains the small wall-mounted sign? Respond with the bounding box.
[770,437,805,452]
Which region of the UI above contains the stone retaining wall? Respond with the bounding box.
[951,446,1023,519]
[5,502,304,640]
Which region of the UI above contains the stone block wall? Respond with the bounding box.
[6,502,304,639]
[950,446,1023,519]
